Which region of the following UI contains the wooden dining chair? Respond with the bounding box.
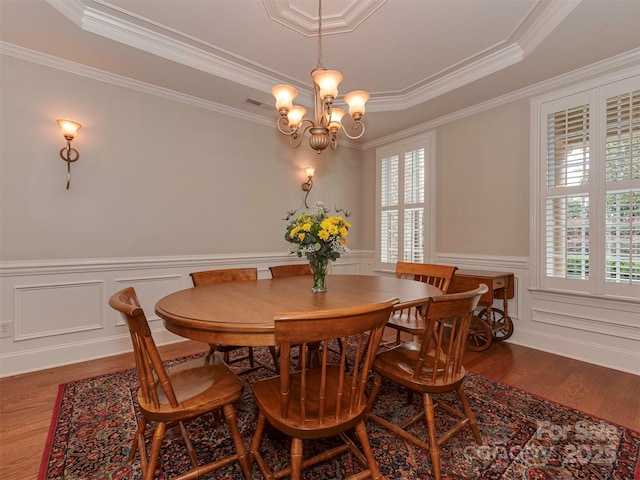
[366,284,488,480]
[269,263,312,278]
[190,267,276,373]
[269,262,346,371]
[249,298,399,480]
[108,287,252,480]
[386,262,458,344]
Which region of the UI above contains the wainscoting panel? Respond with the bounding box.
[0,252,373,377]
[113,275,183,326]
[14,281,103,341]
[532,308,640,341]
[436,252,639,375]
[1,252,638,376]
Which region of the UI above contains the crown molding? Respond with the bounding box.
[0,42,273,129]
[45,0,581,113]
[3,40,637,153]
[262,0,385,36]
[517,0,582,56]
[362,47,640,150]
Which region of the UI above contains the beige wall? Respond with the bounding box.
[361,100,531,257]
[436,100,530,256]
[2,52,637,376]
[0,56,364,261]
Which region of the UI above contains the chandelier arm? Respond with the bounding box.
[289,133,304,149]
[339,120,366,140]
[329,131,338,150]
[288,122,315,149]
[276,115,296,135]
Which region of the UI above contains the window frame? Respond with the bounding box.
[375,131,436,272]
[530,70,639,300]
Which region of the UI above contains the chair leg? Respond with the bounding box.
[144,421,166,480]
[365,373,383,414]
[177,420,199,468]
[268,346,279,374]
[128,417,146,461]
[290,437,303,480]
[423,393,441,480]
[222,403,252,480]
[406,389,415,405]
[353,420,382,480]
[456,384,482,445]
[366,374,383,415]
[249,412,272,478]
[248,347,255,367]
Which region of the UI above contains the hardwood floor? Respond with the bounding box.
[1,340,638,480]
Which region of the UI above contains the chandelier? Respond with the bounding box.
[271,0,370,154]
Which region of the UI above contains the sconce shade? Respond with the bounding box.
[301,166,315,207]
[272,84,298,113]
[312,69,343,101]
[344,91,370,118]
[57,119,82,140]
[57,118,81,190]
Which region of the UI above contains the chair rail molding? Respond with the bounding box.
[0,251,373,377]
[1,251,637,376]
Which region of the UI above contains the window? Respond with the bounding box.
[376,132,435,271]
[533,73,639,299]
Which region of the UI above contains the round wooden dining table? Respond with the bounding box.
[155,274,441,346]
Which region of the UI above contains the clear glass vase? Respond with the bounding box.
[309,255,329,292]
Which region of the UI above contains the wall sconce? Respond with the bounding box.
[301,167,315,208]
[57,119,82,190]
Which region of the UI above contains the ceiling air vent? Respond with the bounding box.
[245,98,273,111]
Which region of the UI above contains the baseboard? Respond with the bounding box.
[0,328,185,378]
[508,328,640,376]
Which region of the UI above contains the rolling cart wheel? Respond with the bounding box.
[478,307,514,341]
[466,315,493,351]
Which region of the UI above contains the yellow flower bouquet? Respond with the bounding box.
[284,201,351,291]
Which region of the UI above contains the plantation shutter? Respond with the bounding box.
[537,74,640,296]
[380,155,399,264]
[403,148,425,262]
[604,89,640,284]
[377,132,431,270]
[544,103,591,280]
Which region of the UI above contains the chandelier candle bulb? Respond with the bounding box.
[272,84,297,114]
[344,90,370,120]
[328,108,345,131]
[312,69,343,102]
[287,106,306,128]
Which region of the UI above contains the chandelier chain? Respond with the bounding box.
[317,0,323,68]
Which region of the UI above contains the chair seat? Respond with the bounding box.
[138,355,245,420]
[373,342,466,394]
[367,285,487,480]
[386,309,425,335]
[253,366,365,439]
[108,286,252,480]
[249,299,398,480]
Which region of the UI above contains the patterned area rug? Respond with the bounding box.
[39,348,640,479]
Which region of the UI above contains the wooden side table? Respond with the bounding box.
[449,269,515,351]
